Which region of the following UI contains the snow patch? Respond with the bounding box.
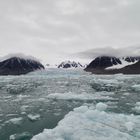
[106,59,138,70]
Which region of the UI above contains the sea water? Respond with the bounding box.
[0,69,140,140]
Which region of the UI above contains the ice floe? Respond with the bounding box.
[9,132,32,140]
[32,102,140,140]
[5,117,23,125]
[95,102,108,111]
[27,114,40,121]
[20,105,29,112]
[133,102,140,113]
[47,92,116,101]
[131,85,140,91]
[125,121,135,131]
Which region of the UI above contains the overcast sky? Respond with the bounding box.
[0,0,140,64]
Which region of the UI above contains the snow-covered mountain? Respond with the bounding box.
[85,56,140,74]
[58,61,84,69]
[0,56,44,75]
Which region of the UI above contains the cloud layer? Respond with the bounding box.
[77,46,140,60]
[0,0,140,63]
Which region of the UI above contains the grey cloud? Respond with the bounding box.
[77,46,140,59]
[0,0,140,64]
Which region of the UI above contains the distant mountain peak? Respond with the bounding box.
[0,55,44,75]
[58,61,84,69]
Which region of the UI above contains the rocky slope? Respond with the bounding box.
[0,56,44,75]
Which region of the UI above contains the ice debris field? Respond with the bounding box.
[0,69,140,140]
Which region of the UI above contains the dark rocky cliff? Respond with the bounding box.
[0,57,45,75]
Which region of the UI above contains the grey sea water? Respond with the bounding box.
[0,69,140,140]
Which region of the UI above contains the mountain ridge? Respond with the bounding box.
[85,56,140,74]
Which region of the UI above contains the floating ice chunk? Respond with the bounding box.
[136,102,140,106]
[21,112,26,115]
[6,114,18,117]
[74,106,88,113]
[9,132,32,140]
[27,114,40,121]
[32,103,140,140]
[6,117,23,125]
[13,95,29,102]
[125,122,134,131]
[96,102,108,111]
[123,93,130,96]
[132,85,140,91]
[20,105,29,112]
[9,135,15,140]
[95,79,119,84]
[54,112,61,116]
[0,114,3,117]
[47,92,115,101]
[134,106,140,113]
[133,102,140,113]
